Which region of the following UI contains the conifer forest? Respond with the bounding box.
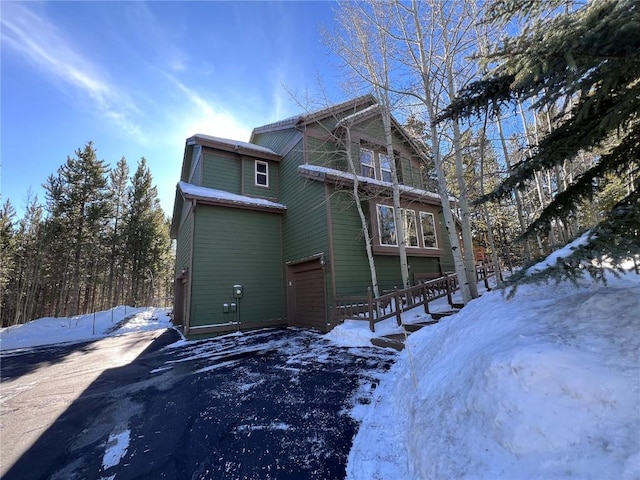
[1,142,173,327]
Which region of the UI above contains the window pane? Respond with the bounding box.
[402,209,418,247]
[255,161,268,186]
[420,212,437,248]
[380,153,392,182]
[377,205,397,245]
[360,149,374,178]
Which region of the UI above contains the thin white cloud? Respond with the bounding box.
[0,3,143,138]
[165,74,253,141]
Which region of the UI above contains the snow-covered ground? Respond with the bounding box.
[2,256,639,479]
[0,306,174,352]
[330,265,640,479]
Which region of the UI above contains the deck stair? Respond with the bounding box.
[370,333,407,351]
[403,320,439,332]
[429,310,460,320]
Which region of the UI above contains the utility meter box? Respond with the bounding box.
[233,285,243,298]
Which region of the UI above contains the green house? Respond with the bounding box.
[170,95,455,337]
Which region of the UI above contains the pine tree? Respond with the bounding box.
[125,158,168,306]
[106,157,130,308]
[440,0,640,283]
[43,142,110,315]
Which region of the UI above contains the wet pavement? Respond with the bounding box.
[1,328,396,479]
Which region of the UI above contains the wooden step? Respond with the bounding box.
[451,302,465,309]
[371,333,406,351]
[430,310,460,320]
[403,320,439,332]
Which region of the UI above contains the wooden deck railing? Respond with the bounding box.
[334,263,499,332]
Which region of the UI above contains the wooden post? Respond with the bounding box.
[395,290,402,326]
[422,283,430,314]
[483,264,490,290]
[445,273,453,307]
[367,287,375,332]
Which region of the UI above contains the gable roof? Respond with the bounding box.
[187,134,282,161]
[249,94,377,139]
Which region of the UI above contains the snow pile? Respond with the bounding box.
[344,271,640,479]
[526,231,592,274]
[0,306,173,351]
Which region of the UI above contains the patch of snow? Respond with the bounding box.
[527,231,592,274]
[178,181,286,210]
[102,428,130,470]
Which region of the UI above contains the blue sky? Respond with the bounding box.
[1,1,344,218]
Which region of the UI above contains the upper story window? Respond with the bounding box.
[360,146,395,182]
[379,153,393,182]
[255,160,268,187]
[420,212,438,248]
[360,148,375,178]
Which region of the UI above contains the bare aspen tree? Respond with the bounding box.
[340,117,382,297]
[393,0,475,302]
[332,1,411,289]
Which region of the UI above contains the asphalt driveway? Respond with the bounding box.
[1,328,396,479]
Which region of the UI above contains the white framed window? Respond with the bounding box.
[379,153,393,182]
[377,205,397,245]
[420,211,438,248]
[360,148,375,178]
[255,160,268,187]
[402,209,419,247]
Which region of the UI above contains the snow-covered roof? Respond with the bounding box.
[252,94,376,136]
[188,134,280,158]
[334,104,380,128]
[178,181,286,212]
[298,165,443,203]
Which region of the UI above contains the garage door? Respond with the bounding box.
[287,260,327,332]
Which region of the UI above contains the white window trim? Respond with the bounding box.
[360,148,375,179]
[255,160,269,187]
[379,152,393,183]
[401,208,419,248]
[376,204,397,246]
[419,211,438,249]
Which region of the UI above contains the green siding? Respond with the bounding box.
[306,137,348,170]
[329,190,373,295]
[190,206,283,327]
[174,204,193,277]
[201,153,241,193]
[253,129,301,154]
[242,158,279,199]
[278,142,329,262]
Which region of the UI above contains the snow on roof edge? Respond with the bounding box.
[178,181,286,210]
[298,164,442,201]
[189,134,279,157]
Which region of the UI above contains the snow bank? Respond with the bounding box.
[0,306,173,351]
[347,271,640,479]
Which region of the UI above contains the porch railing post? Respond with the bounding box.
[422,283,430,314]
[367,287,375,332]
[445,272,453,307]
[395,289,402,326]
